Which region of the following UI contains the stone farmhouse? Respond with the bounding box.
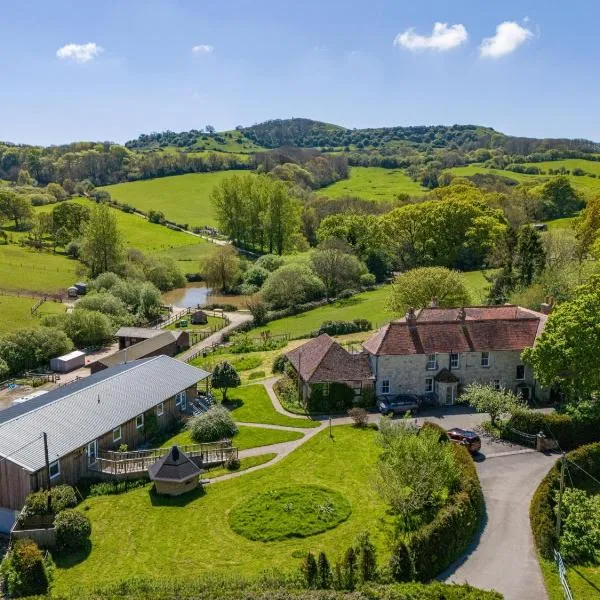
[286,305,549,407]
[0,355,209,529]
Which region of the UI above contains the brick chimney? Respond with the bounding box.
[457,307,466,322]
[406,307,417,327]
[429,297,439,308]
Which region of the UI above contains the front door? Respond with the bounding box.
[445,384,457,405]
[87,440,98,466]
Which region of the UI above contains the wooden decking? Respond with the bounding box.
[87,442,237,479]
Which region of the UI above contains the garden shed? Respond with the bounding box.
[50,350,86,373]
[190,310,208,325]
[148,445,203,496]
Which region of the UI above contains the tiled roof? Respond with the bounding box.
[363,305,547,356]
[0,356,210,472]
[286,334,373,383]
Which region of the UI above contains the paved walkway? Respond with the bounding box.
[176,310,253,362]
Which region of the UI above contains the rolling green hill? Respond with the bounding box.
[101,171,254,228]
[319,166,427,201]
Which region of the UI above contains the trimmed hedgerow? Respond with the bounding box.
[0,538,53,597]
[22,485,78,517]
[506,409,600,450]
[54,509,92,553]
[311,319,372,337]
[389,422,484,582]
[530,442,600,559]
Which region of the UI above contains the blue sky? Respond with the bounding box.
[1,0,597,145]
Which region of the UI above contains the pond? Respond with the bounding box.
[162,283,250,309]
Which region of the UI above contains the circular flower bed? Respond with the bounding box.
[228,485,352,542]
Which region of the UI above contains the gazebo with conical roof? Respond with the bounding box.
[148,445,203,496]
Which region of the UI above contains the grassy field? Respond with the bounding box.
[204,453,277,478]
[53,426,389,594]
[0,245,80,294]
[319,166,427,201]
[161,424,303,451]
[540,557,600,600]
[0,295,67,334]
[100,171,253,228]
[449,160,600,199]
[251,272,490,340]
[38,198,213,269]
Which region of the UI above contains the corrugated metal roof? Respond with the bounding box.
[96,331,185,369]
[0,356,210,472]
[55,351,86,362]
[115,327,163,339]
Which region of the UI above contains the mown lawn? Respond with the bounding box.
[166,315,226,333]
[0,245,79,294]
[319,166,427,201]
[224,385,320,428]
[161,424,304,451]
[250,272,489,340]
[53,426,389,595]
[540,557,600,600]
[0,295,67,334]
[100,171,255,228]
[204,453,276,478]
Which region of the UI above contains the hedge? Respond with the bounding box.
[55,509,92,553]
[530,442,600,558]
[506,409,600,450]
[41,579,502,600]
[390,423,485,582]
[311,319,372,338]
[0,538,53,597]
[22,485,78,518]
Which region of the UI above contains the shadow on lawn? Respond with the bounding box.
[149,485,206,507]
[53,539,92,568]
[571,567,600,594]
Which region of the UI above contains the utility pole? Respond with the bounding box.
[555,452,566,541]
[43,432,52,513]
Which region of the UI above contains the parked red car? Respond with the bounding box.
[447,428,481,454]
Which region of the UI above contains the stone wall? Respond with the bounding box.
[369,350,549,402]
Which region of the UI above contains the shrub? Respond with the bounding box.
[248,370,266,380]
[0,538,52,597]
[23,485,77,517]
[225,456,241,471]
[243,265,270,287]
[203,303,238,312]
[348,407,369,428]
[54,509,92,552]
[255,253,285,272]
[313,319,372,337]
[530,442,600,559]
[187,404,238,443]
[389,437,484,582]
[272,353,289,373]
[308,382,355,413]
[88,478,148,497]
[212,361,241,401]
[360,272,377,287]
[506,409,600,450]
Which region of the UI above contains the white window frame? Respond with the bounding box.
[87,440,98,466]
[481,352,490,368]
[113,426,122,443]
[381,380,390,395]
[136,414,144,430]
[516,365,525,380]
[49,460,60,480]
[493,379,501,390]
[426,353,437,371]
[425,378,434,393]
[156,402,164,417]
[450,352,460,369]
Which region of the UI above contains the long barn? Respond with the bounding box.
[0,355,209,531]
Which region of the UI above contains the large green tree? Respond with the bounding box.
[81,203,123,277]
[0,189,33,230]
[260,263,326,309]
[387,267,472,315]
[203,244,240,292]
[514,225,546,287]
[538,176,585,220]
[522,275,600,404]
[310,246,364,297]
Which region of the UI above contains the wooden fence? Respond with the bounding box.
[88,442,238,479]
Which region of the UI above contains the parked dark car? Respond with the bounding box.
[447,428,481,454]
[377,394,420,415]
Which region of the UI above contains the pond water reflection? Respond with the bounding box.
[162,283,250,309]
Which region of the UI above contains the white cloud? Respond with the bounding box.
[56,42,103,63]
[394,22,468,52]
[192,44,214,55]
[480,21,533,58]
